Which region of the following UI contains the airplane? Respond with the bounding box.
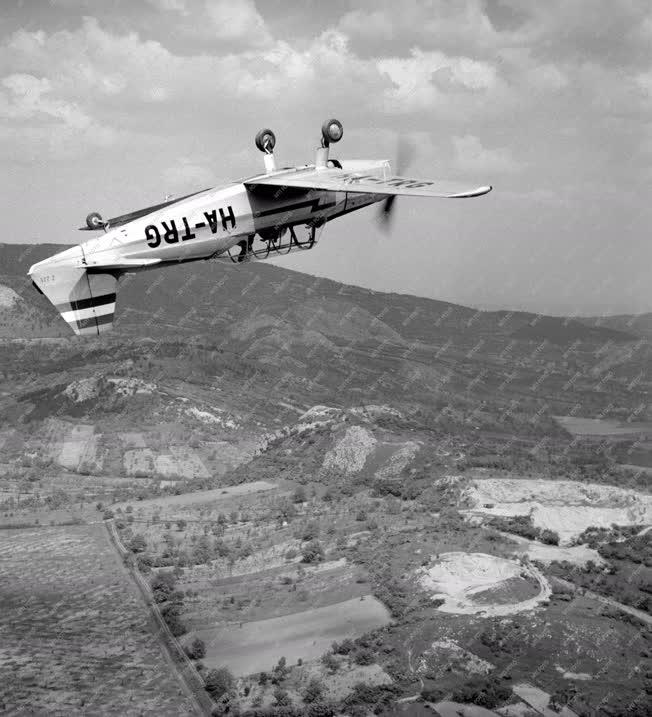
[28,119,492,336]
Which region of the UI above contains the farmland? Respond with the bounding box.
[0,524,198,716]
[1,245,652,714]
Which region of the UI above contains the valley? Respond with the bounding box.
[0,243,650,716]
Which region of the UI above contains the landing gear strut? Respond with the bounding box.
[226,222,322,263]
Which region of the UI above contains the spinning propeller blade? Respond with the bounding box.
[379,136,416,232]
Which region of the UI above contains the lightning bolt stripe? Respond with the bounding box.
[253,197,337,218]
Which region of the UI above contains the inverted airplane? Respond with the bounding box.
[29,119,492,336]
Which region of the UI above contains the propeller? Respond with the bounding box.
[379,136,416,232]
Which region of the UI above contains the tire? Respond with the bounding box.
[321,118,343,145]
[255,128,276,153]
[86,212,104,230]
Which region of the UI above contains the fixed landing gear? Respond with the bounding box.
[236,234,255,262]
[226,222,322,263]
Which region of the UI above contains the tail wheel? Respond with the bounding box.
[86,212,104,230]
[321,118,343,146]
[255,128,276,154]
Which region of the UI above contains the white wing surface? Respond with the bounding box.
[245,170,491,198]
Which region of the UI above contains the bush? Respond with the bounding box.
[185,637,206,660]
[273,687,292,707]
[301,539,324,564]
[540,529,560,545]
[205,667,235,699]
[451,675,512,709]
[151,571,177,603]
[293,486,306,503]
[353,648,375,665]
[332,638,355,655]
[321,653,339,673]
[302,677,324,704]
[129,533,147,553]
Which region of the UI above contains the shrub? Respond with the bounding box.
[451,675,512,709]
[129,533,147,553]
[321,653,339,673]
[302,677,324,704]
[205,667,235,700]
[353,648,375,665]
[301,539,324,564]
[185,637,206,660]
[151,571,177,603]
[540,529,560,545]
[273,687,292,707]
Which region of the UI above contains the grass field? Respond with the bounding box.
[0,524,197,716]
[195,595,391,675]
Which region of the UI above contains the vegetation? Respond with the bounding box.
[486,514,560,545]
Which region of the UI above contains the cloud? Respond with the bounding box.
[204,0,272,47]
[378,49,497,113]
[452,135,521,174]
[162,159,214,191]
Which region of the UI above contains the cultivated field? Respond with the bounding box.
[196,596,391,675]
[0,524,197,716]
[554,415,652,438]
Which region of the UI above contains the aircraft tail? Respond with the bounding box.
[29,246,118,336]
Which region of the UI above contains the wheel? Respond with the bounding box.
[86,211,104,230]
[255,128,276,153]
[321,118,343,145]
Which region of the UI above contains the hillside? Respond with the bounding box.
[1,242,651,717]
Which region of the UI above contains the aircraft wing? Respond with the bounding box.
[245,170,491,198]
[78,188,211,230]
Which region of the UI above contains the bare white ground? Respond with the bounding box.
[465,478,652,544]
[0,285,20,308]
[418,552,551,616]
[420,640,493,676]
[323,425,377,473]
[512,683,579,717]
[523,542,604,567]
[375,441,420,480]
[106,377,156,395]
[496,531,605,567]
[434,702,502,717]
[64,377,101,403]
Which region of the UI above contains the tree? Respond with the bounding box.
[302,539,324,564]
[204,667,235,700]
[321,653,339,673]
[273,686,292,707]
[192,534,212,564]
[540,529,560,545]
[185,637,206,660]
[129,533,147,553]
[293,486,307,503]
[176,519,187,531]
[303,677,324,704]
[151,571,177,603]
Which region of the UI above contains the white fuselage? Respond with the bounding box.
[71,160,387,272]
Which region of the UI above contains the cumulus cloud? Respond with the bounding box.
[204,0,272,47]
[452,135,521,174]
[378,49,497,113]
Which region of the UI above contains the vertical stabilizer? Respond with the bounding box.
[29,246,118,336]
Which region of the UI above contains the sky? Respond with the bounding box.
[1,1,651,316]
